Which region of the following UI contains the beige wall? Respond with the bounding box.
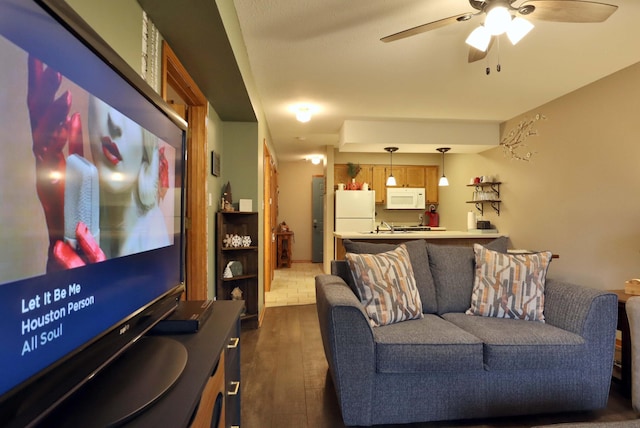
[464,61,640,290]
[278,161,324,262]
[325,62,640,291]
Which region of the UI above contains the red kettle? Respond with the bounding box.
[426,205,439,227]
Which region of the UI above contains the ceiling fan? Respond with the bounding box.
[381,0,618,64]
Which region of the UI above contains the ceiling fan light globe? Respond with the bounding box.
[507,17,534,45]
[485,6,512,36]
[465,26,491,52]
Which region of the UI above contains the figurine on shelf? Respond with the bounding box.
[278,221,290,232]
[221,181,234,211]
[231,286,246,315]
[223,263,233,278]
[224,261,243,277]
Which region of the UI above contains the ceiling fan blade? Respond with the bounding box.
[468,47,488,63]
[522,0,618,23]
[381,13,473,43]
[468,38,495,63]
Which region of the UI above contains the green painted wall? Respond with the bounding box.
[65,0,143,74]
[221,122,259,207]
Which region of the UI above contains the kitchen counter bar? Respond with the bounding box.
[334,230,507,260]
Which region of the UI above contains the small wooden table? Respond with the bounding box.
[276,231,294,268]
[613,289,634,398]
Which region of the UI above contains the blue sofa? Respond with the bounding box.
[315,239,618,426]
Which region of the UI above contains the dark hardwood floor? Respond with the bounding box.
[240,304,639,428]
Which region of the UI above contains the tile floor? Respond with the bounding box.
[265,262,325,307]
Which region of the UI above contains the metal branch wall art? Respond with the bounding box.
[500,114,546,161]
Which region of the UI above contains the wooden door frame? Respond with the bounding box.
[161,41,208,300]
[263,141,275,292]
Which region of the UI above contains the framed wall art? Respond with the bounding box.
[211,150,220,176]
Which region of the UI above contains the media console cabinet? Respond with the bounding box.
[41,300,244,428]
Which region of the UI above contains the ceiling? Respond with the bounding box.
[142,0,640,162]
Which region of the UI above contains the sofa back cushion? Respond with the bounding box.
[427,237,508,315]
[343,239,437,313]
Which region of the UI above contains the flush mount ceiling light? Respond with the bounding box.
[290,104,320,123]
[296,106,312,123]
[306,155,323,165]
[437,147,450,187]
[384,147,398,186]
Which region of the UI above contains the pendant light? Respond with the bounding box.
[384,147,398,186]
[437,147,450,187]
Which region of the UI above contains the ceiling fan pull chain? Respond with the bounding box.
[496,36,501,73]
[486,47,491,75]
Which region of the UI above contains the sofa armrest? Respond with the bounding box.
[544,278,617,339]
[544,278,617,403]
[625,296,640,414]
[315,274,375,425]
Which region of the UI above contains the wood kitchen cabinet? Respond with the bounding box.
[359,165,373,187]
[403,166,426,187]
[371,165,388,204]
[382,166,423,188]
[334,163,371,189]
[334,164,439,204]
[425,165,439,204]
[334,164,350,187]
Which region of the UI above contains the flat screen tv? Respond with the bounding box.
[0,0,188,426]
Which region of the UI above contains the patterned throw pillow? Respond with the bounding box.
[466,244,552,322]
[346,244,423,327]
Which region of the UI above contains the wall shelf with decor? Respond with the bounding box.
[216,211,259,328]
[466,182,501,216]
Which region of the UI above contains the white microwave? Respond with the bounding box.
[386,187,426,210]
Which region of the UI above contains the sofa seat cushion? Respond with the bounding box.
[442,313,586,371]
[373,314,484,373]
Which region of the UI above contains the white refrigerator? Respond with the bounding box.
[335,190,376,232]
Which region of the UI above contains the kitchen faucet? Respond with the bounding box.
[381,220,394,232]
